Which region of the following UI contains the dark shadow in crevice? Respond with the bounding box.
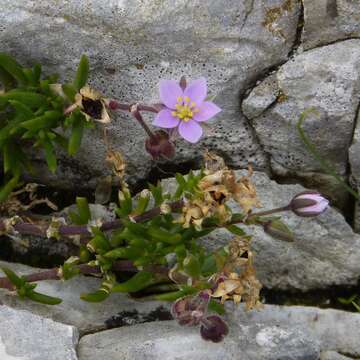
[262,281,360,312]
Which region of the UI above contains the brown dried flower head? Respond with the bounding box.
[75,85,111,123]
[106,149,126,180]
[211,237,262,309]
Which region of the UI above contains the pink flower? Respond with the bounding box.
[290,191,329,217]
[154,78,221,143]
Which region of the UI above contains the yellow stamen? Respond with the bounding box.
[172,98,196,122]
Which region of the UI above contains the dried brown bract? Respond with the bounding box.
[212,236,262,310]
[106,149,126,180]
[178,153,260,229]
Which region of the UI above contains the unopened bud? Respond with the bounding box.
[290,191,329,217]
[145,130,175,159]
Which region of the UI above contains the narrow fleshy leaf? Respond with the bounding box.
[73,55,89,91]
[26,291,62,305]
[0,53,27,84]
[68,113,85,155]
[112,271,155,293]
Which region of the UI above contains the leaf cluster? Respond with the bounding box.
[0,54,91,201]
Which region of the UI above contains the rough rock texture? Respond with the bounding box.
[0,304,78,360]
[349,110,360,232]
[320,352,354,360]
[242,39,360,182]
[0,261,170,334]
[78,320,320,360]
[302,0,360,50]
[163,170,360,291]
[231,305,360,357]
[0,0,301,189]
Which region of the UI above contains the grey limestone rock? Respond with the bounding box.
[0,261,170,334]
[0,304,78,360]
[0,0,301,189]
[231,304,360,358]
[78,319,320,360]
[302,0,360,50]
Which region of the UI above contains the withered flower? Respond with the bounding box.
[211,237,262,309]
[171,291,229,343]
[171,291,210,326]
[106,149,126,180]
[202,152,260,214]
[200,315,229,343]
[74,85,111,123]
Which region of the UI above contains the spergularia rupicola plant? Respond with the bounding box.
[0,54,330,342]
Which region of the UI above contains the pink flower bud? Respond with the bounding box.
[290,191,329,217]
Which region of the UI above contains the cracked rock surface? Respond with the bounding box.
[302,0,360,50]
[1,0,360,359]
[0,304,78,360]
[242,39,360,180]
[0,261,170,335]
[77,319,320,360]
[0,0,301,189]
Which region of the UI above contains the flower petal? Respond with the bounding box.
[159,80,183,109]
[178,119,203,143]
[184,77,207,104]
[193,101,221,122]
[153,109,180,128]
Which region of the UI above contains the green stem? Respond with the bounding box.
[245,205,291,220]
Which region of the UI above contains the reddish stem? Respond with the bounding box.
[0,200,184,240]
[0,261,141,291]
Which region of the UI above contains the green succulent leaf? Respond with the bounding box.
[0,176,20,202]
[0,53,27,84]
[62,83,77,102]
[1,90,47,109]
[208,299,225,315]
[226,224,246,237]
[69,197,91,225]
[0,67,16,90]
[26,291,62,305]
[73,54,89,91]
[1,267,24,288]
[112,271,155,293]
[68,112,85,155]
[80,289,110,303]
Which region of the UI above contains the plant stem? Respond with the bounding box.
[130,104,156,139]
[245,205,291,219]
[0,261,143,291]
[0,200,185,239]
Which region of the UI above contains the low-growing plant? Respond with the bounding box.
[0,55,329,342]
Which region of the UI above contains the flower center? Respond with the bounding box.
[172,96,199,122]
[82,98,103,119]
